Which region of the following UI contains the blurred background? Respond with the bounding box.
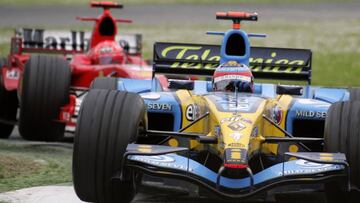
[0,0,360,87]
[0,0,359,200]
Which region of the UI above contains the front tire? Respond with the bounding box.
[349,88,360,101]
[0,57,18,138]
[19,55,70,141]
[73,89,145,203]
[324,101,360,202]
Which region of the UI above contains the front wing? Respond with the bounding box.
[123,144,348,199]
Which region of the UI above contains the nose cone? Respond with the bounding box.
[220,114,253,168]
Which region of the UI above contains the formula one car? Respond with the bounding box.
[73,11,360,202]
[0,1,164,141]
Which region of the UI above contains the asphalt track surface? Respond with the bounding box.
[0,3,360,27]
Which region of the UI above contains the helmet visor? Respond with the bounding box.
[214,75,252,92]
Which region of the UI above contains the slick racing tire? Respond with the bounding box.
[324,101,360,202]
[90,77,117,90]
[349,88,360,101]
[0,57,18,139]
[73,89,146,203]
[19,55,70,141]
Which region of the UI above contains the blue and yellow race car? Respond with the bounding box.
[72,11,360,203]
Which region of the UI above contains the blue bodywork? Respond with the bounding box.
[117,78,349,134]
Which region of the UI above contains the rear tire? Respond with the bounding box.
[90,77,117,90]
[19,55,70,141]
[73,89,145,203]
[349,88,360,101]
[0,57,18,139]
[324,101,360,202]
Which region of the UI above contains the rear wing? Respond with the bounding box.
[153,42,312,84]
[11,28,142,55]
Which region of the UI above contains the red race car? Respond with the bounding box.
[0,1,165,141]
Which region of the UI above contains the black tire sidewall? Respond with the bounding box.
[350,88,360,101]
[73,89,145,203]
[324,101,360,201]
[19,55,70,141]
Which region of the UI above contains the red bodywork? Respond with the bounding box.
[1,1,167,128]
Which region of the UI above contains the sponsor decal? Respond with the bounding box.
[220,115,252,124]
[230,132,242,142]
[296,99,330,105]
[156,43,309,74]
[137,145,152,153]
[99,46,113,54]
[217,66,248,72]
[278,165,342,176]
[319,153,335,161]
[159,45,219,69]
[185,104,200,121]
[213,75,251,83]
[227,122,246,131]
[227,143,245,148]
[214,126,221,138]
[251,126,259,138]
[272,105,283,125]
[207,93,264,113]
[295,159,331,169]
[230,151,241,159]
[218,96,250,112]
[222,60,243,67]
[20,29,87,51]
[18,28,141,53]
[147,103,172,111]
[139,155,175,163]
[6,70,19,79]
[295,110,327,119]
[278,159,342,176]
[225,148,247,164]
[131,155,193,172]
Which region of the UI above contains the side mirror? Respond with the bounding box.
[276,85,303,96]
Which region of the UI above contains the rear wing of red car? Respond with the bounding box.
[153,42,312,84]
[11,28,143,56]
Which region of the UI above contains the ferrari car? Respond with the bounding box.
[73,11,360,202]
[0,1,167,141]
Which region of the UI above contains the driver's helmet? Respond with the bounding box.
[213,61,254,93]
[89,41,124,65]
